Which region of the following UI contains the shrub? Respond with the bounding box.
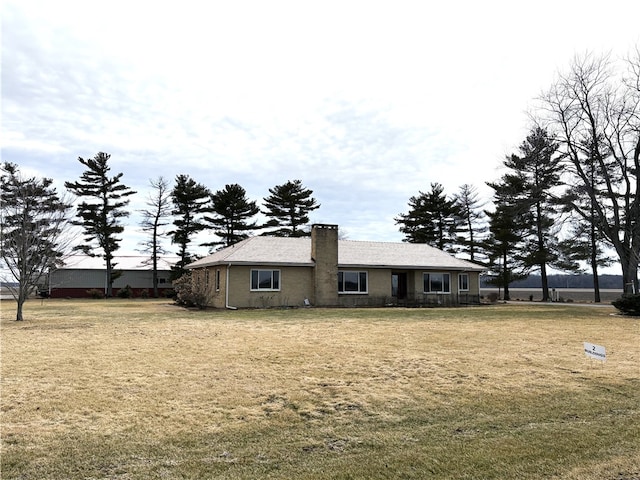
[116,285,133,298]
[486,292,499,303]
[173,272,208,309]
[86,288,104,299]
[612,294,640,316]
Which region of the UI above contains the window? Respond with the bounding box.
[423,273,450,293]
[338,271,368,293]
[458,273,469,291]
[215,269,221,291]
[251,269,280,291]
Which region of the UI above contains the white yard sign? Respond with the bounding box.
[584,342,606,361]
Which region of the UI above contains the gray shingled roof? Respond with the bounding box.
[187,236,483,271]
[339,240,483,270]
[188,237,313,268]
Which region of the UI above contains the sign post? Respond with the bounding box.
[584,342,606,362]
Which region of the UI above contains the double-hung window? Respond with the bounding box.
[423,273,451,293]
[458,273,469,292]
[338,271,368,293]
[251,269,280,291]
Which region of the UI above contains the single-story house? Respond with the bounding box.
[186,224,484,308]
[46,255,178,298]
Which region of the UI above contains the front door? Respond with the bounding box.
[392,273,407,299]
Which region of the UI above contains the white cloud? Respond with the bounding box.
[2,0,639,264]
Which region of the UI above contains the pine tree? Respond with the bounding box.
[262,180,320,237]
[484,174,532,301]
[395,182,459,252]
[1,163,74,320]
[560,139,618,301]
[205,184,260,248]
[501,126,565,300]
[170,174,211,278]
[452,184,486,263]
[65,153,136,297]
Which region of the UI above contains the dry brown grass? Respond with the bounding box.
[1,299,639,479]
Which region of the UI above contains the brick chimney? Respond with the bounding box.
[311,224,339,306]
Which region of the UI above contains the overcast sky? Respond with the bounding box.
[2,0,639,262]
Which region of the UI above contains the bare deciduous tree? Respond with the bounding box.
[139,176,172,297]
[539,49,640,293]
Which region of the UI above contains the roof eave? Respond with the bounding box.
[338,263,485,271]
[188,261,315,268]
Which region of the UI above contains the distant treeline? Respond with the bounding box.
[480,274,623,289]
